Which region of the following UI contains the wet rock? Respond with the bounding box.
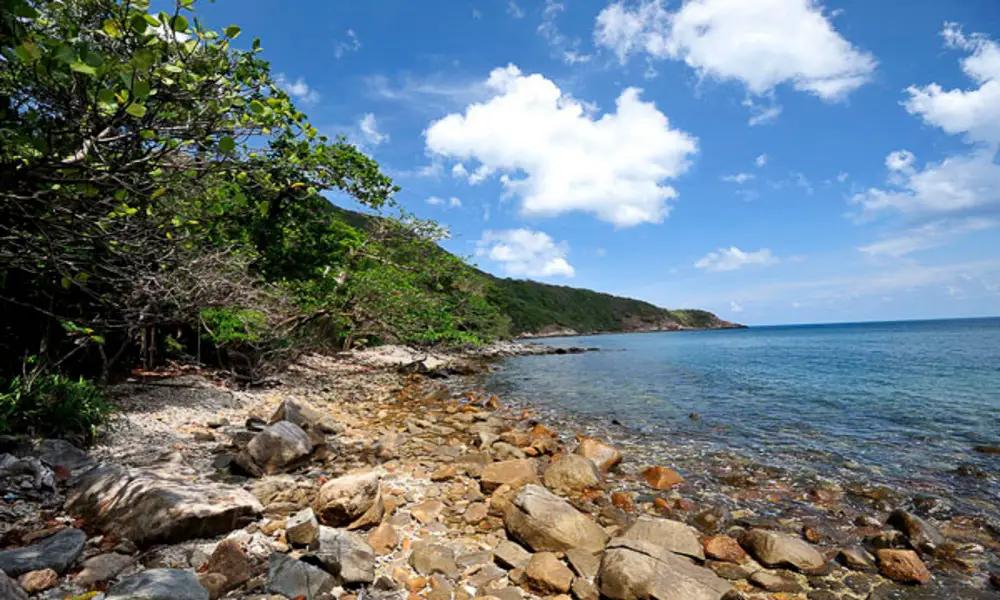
[410,544,458,578]
[270,398,343,434]
[244,421,313,475]
[544,454,602,492]
[313,470,383,528]
[504,484,609,554]
[574,438,622,474]
[621,515,705,560]
[525,552,574,593]
[598,537,733,600]
[749,571,802,593]
[693,506,730,534]
[368,523,399,555]
[887,509,945,555]
[0,572,27,600]
[955,463,990,478]
[973,445,1000,455]
[17,569,58,594]
[204,539,251,594]
[494,540,532,570]
[837,546,875,571]
[74,552,135,585]
[739,529,826,572]
[285,507,319,546]
[265,552,335,597]
[309,526,375,585]
[704,536,747,563]
[641,466,684,490]
[709,562,749,580]
[106,569,210,600]
[0,528,85,576]
[66,463,262,545]
[876,549,931,584]
[482,459,538,493]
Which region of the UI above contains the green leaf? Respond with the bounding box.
[218,136,235,153]
[70,61,98,76]
[225,25,241,38]
[132,0,151,9]
[133,49,154,70]
[102,19,123,38]
[54,44,75,64]
[14,42,40,62]
[125,103,147,118]
[83,50,104,68]
[132,80,151,99]
[140,129,157,139]
[13,2,39,18]
[163,63,182,74]
[180,0,195,8]
[249,100,265,114]
[130,14,148,34]
[170,15,189,32]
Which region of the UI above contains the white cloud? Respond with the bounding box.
[538,0,592,65]
[885,149,915,171]
[837,171,849,183]
[729,300,744,313]
[722,172,754,184]
[743,96,783,126]
[793,172,813,195]
[358,113,388,146]
[755,154,768,168]
[903,24,1000,146]
[427,196,463,209]
[594,0,876,103]
[276,74,321,105]
[334,29,361,59]
[451,163,469,179]
[695,247,778,272]
[858,218,997,257]
[852,149,1000,217]
[424,64,698,227]
[476,229,575,278]
[507,1,525,19]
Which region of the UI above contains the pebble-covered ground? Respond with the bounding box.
[0,345,997,600]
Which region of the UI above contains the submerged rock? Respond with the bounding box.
[876,549,931,584]
[641,466,684,490]
[739,529,826,572]
[0,528,85,577]
[66,462,262,545]
[887,509,945,556]
[598,537,732,600]
[106,569,210,600]
[504,484,609,554]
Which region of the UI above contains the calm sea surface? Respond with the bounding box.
[485,318,1000,515]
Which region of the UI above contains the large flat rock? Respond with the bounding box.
[0,528,85,577]
[504,484,609,554]
[599,538,732,600]
[65,461,262,546]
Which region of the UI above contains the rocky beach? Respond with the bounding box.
[1,343,998,600]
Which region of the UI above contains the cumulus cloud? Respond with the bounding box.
[903,23,1000,146]
[851,149,1000,217]
[427,196,463,208]
[695,247,778,272]
[594,0,876,102]
[276,74,320,105]
[476,229,575,278]
[858,218,997,257]
[424,64,698,227]
[358,113,388,146]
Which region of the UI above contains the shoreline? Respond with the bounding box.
[0,346,995,599]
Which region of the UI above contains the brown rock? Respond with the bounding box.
[598,537,732,600]
[368,523,399,555]
[704,536,747,563]
[494,540,532,570]
[571,577,600,600]
[611,492,635,512]
[621,516,705,561]
[565,547,601,579]
[525,552,574,594]
[749,570,802,593]
[543,454,602,492]
[876,549,931,584]
[837,546,875,571]
[464,502,489,524]
[285,507,319,546]
[17,569,57,594]
[313,471,382,527]
[74,553,135,585]
[198,572,229,600]
[887,509,945,556]
[739,529,826,573]
[270,398,343,434]
[574,438,622,474]
[410,544,458,578]
[204,538,251,593]
[431,465,459,481]
[641,466,684,490]
[504,484,609,554]
[411,500,445,524]
[481,459,538,493]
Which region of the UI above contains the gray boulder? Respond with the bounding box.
[270,398,344,434]
[286,507,320,546]
[312,470,382,527]
[0,571,28,600]
[105,569,209,600]
[620,516,705,561]
[266,552,336,598]
[739,529,826,572]
[409,544,459,578]
[504,484,609,554]
[245,421,313,475]
[0,528,85,577]
[599,538,732,600]
[65,461,262,545]
[888,509,945,556]
[309,526,375,585]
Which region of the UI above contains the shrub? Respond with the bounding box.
[0,371,113,443]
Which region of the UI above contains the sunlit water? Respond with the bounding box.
[485,318,1000,517]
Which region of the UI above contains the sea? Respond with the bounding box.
[484,317,1000,522]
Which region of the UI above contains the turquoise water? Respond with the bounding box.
[486,318,1000,514]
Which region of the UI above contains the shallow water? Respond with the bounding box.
[486,318,1000,519]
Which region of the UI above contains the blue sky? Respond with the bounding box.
[196,0,1000,326]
